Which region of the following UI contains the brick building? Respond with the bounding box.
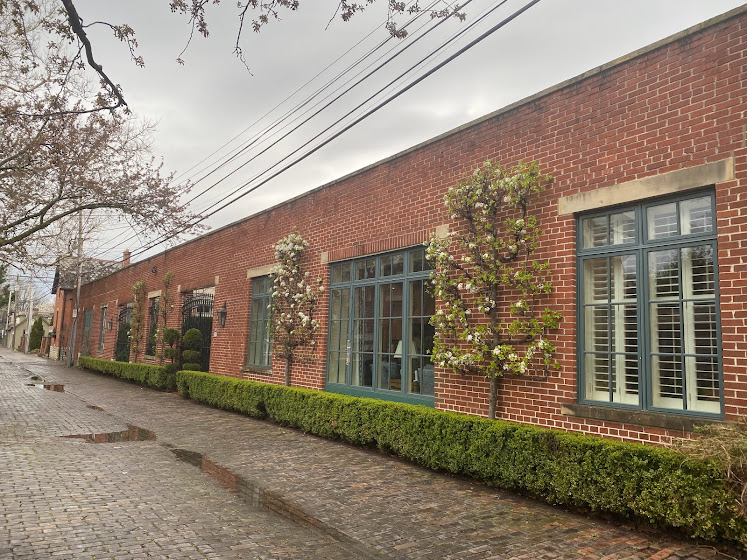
[70,6,747,444]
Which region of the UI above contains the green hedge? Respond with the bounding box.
[176,370,747,547]
[79,357,176,391]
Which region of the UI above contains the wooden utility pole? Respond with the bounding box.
[4,282,13,347]
[11,275,18,351]
[24,275,33,354]
[67,212,83,367]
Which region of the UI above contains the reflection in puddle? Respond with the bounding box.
[168,448,376,558]
[26,383,65,392]
[170,448,326,527]
[63,424,156,443]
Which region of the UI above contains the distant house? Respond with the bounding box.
[50,256,122,360]
[5,313,51,351]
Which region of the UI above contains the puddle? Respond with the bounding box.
[167,447,376,558]
[26,383,65,392]
[63,424,156,443]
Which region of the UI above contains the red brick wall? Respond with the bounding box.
[73,9,747,444]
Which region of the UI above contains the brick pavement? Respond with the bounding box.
[0,349,738,560]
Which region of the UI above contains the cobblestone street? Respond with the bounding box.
[0,350,737,559]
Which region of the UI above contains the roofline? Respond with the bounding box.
[119,4,747,270]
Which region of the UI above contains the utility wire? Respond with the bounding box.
[88,1,441,257]
[131,0,541,259]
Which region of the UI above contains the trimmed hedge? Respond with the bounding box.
[176,370,747,547]
[79,357,176,391]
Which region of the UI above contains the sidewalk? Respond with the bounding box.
[0,349,733,559]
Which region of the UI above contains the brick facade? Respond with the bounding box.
[71,7,747,445]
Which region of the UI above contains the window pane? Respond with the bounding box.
[689,302,717,355]
[652,354,683,409]
[647,202,678,239]
[610,211,636,245]
[610,304,637,353]
[410,248,434,272]
[651,303,682,354]
[585,353,610,397]
[582,216,608,248]
[683,245,714,297]
[332,263,351,284]
[381,253,404,277]
[687,356,720,412]
[355,259,375,280]
[583,258,608,302]
[680,196,713,235]
[585,307,609,352]
[610,255,637,302]
[649,250,680,299]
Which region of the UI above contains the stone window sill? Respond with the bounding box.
[240,364,272,374]
[561,402,725,433]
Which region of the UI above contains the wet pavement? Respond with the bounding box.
[0,349,738,559]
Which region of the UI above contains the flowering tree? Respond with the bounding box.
[129,280,147,362]
[426,161,562,420]
[271,232,322,386]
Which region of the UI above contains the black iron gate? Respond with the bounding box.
[181,292,213,371]
[115,305,132,362]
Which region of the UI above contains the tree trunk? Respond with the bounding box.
[284,358,291,386]
[488,376,498,420]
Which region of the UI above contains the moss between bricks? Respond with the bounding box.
[78,360,747,547]
[79,356,176,391]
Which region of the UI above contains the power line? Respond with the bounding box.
[89,2,448,257]
[130,0,540,259]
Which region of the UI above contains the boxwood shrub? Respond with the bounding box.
[79,356,176,391]
[176,369,747,547]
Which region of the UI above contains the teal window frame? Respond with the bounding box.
[326,247,435,406]
[577,190,724,418]
[247,276,273,368]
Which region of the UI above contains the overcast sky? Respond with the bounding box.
[70,0,745,265]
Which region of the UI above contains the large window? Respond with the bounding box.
[98,305,107,351]
[247,276,272,367]
[327,247,436,402]
[578,192,722,416]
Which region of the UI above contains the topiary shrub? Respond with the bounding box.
[181,328,202,371]
[182,350,201,363]
[182,328,202,349]
[163,327,180,347]
[29,317,44,351]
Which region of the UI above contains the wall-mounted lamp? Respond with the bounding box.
[151,266,157,274]
[107,319,113,331]
[217,301,227,328]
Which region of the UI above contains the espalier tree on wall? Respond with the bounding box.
[157,272,175,365]
[426,161,562,420]
[130,280,147,363]
[271,232,324,386]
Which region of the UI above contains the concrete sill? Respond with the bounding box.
[240,365,272,375]
[561,402,725,433]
